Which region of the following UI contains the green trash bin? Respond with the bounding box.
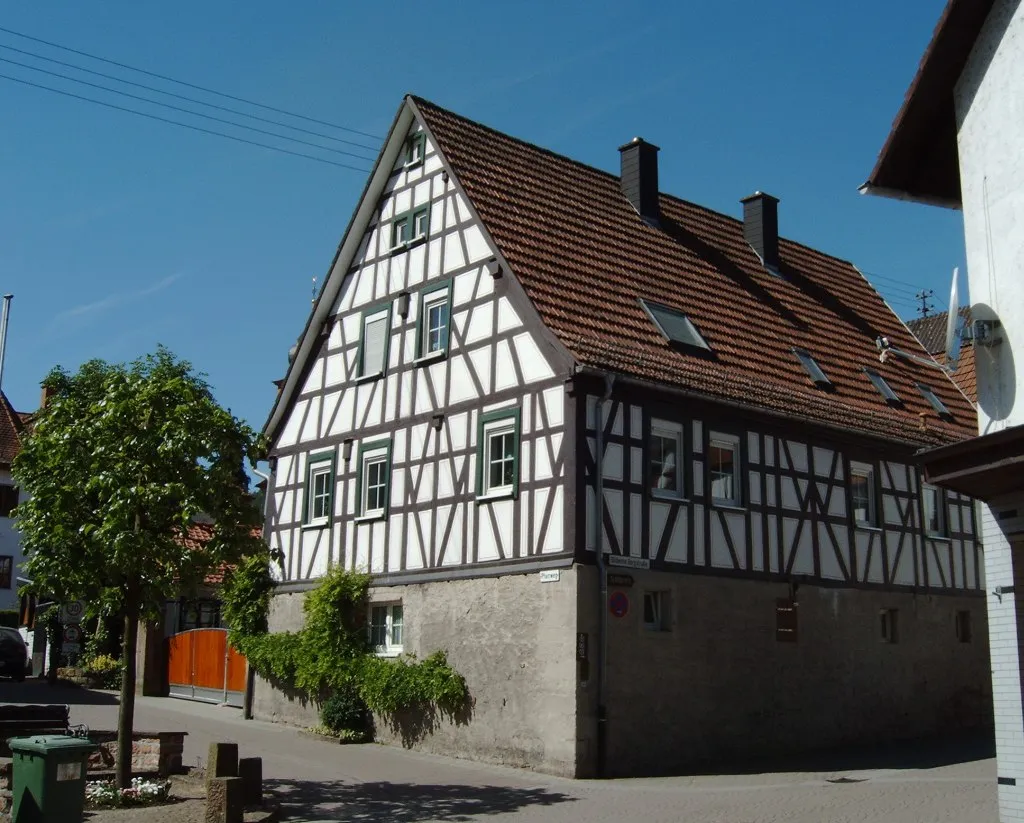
[9,734,98,823]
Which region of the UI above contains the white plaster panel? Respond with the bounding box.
[748,472,761,505]
[667,507,688,564]
[650,502,669,557]
[631,448,643,485]
[751,516,763,571]
[748,433,760,464]
[788,442,808,473]
[602,443,623,482]
[767,515,779,573]
[545,487,564,553]
[463,224,491,263]
[813,447,833,477]
[764,436,775,466]
[514,333,555,382]
[693,504,705,565]
[605,489,624,551]
[494,340,517,391]
[542,386,564,428]
[447,354,477,406]
[818,524,844,580]
[442,232,466,273]
[692,421,703,451]
[630,494,642,557]
[468,347,492,395]
[710,515,732,568]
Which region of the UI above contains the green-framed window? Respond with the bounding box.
[303,449,336,527]
[476,408,521,499]
[390,205,430,250]
[415,279,453,359]
[356,439,392,520]
[357,303,392,379]
[405,132,426,167]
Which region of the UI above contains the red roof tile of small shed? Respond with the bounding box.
[413,97,974,449]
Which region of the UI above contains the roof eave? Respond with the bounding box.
[857,181,962,211]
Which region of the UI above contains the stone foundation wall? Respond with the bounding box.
[86,731,186,777]
[576,567,993,776]
[253,567,581,776]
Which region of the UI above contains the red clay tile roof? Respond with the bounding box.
[906,309,977,405]
[177,522,263,585]
[0,393,26,467]
[412,97,975,449]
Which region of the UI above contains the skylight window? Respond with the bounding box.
[792,348,831,388]
[864,368,900,404]
[917,383,952,418]
[640,300,710,352]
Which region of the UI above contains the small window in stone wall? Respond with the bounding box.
[643,591,671,632]
[880,608,898,643]
[775,599,798,642]
[956,610,972,643]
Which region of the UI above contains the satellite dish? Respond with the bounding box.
[944,267,962,372]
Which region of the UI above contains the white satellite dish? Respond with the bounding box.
[944,267,962,372]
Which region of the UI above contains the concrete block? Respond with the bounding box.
[206,742,238,791]
[238,757,263,806]
[206,776,243,823]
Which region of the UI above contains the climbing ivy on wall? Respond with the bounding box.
[221,555,468,719]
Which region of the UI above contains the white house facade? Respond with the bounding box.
[259,95,991,777]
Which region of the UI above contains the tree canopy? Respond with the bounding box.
[12,346,266,786]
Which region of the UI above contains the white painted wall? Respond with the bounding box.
[0,468,23,612]
[955,0,1024,434]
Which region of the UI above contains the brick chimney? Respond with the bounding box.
[619,138,660,223]
[741,191,780,270]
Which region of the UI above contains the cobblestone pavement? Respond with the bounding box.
[1,681,997,822]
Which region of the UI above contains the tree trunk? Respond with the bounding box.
[46,611,63,686]
[116,599,139,789]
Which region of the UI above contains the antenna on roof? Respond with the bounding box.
[943,267,962,372]
[876,268,962,374]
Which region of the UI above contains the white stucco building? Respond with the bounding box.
[863,1,1024,819]
[0,394,28,613]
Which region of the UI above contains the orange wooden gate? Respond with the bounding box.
[167,628,247,707]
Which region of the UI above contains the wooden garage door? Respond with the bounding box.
[167,628,246,707]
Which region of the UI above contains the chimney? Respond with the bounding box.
[40,385,55,408]
[740,192,780,270]
[618,138,660,223]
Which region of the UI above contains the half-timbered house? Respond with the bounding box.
[256,95,991,777]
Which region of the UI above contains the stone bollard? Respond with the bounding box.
[206,742,238,792]
[206,776,243,823]
[238,757,263,806]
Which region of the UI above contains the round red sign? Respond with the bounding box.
[609,591,629,618]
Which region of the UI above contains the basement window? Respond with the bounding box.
[640,299,710,352]
[880,608,898,644]
[369,603,403,655]
[956,611,972,643]
[864,368,900,404]
[643,591,671,632]
[917,383,952,419]
[793,348,831,388]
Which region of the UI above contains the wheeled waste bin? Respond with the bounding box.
[9,734,97,823]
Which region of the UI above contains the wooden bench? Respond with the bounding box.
[0,705,79,756]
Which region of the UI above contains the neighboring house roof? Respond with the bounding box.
[410,97,974,448]
[0,393,26,467]
[905,309,977,405]
[177,522,263,586]
[861,0,996,206]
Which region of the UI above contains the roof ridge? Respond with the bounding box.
[410,94,855,270]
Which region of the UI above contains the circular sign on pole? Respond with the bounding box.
[609,591,629,618]
[60,600,85,624]
[62,625,82,644]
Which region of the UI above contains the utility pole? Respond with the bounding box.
[916,289,934,318]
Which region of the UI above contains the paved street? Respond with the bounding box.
[1,681,998,822]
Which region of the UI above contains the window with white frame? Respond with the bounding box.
[358,306,390,378]
[405,133,426,166]
[391,214,411,249]
[643,591,671,632]
[709,432,741,506]
[369,603,403,654]
[849,462,877,526]
[417,282,451,358]
[357,440,391,519]
[477,409,520,498]
[304,451,335,527]
[922,483,947,537]
[412,206,429,240]
[649,420,683,497]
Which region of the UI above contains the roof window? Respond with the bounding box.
[793,348,831,388]
[917,383,952,419]
[864,368,900,404]
[640,300,710,352]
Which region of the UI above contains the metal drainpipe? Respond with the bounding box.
[594,373,614,778]
[243,465,273,721]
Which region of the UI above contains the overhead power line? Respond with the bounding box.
[0,42,380,154]
[0,72,371,172]
[0,25,382,141]
[0,55,376,162]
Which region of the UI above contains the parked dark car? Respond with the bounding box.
[0,626,27,681]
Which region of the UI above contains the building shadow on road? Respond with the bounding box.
[681,733,995,777]
[0,680,119,706]
[265,778,575,822]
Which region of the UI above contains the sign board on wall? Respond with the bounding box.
[608,591,629,618]
[607,555,650,570]
[539,570,560,583]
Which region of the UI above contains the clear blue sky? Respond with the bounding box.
[0,0,964,428]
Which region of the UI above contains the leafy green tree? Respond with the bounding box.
[13,347,264,788]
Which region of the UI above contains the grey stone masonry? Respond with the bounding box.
[238,757,263,807]
[205,776,243,823]
[206,742,238,792]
